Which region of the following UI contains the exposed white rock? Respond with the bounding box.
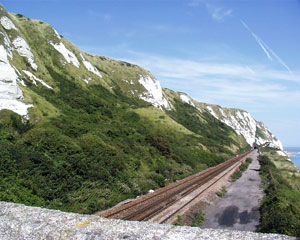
[80,53,102,78]
[0,45,18,86]
[0,32,13,58]
[224,110,256,146]
[18,79,26,87]
[256,121,283,150]
[12,65,21,75]
[268,142,282,150]
[196,107,202,113]
[83,77,92,84]
[122,79,134,85]
[12,37,38,70]
[277,150,288,157]
[138,75,171,110]
[0,16,18,30]
[0,45,32,116]
[205,105,283,149]
[219,108,227,118]
[22,70,53,89]
[53,28,61,39]
[49,41,80,68]
[206,106,219,119]
[180,94,195,107]
[271,136,284,150]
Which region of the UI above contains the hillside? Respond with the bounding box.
[0,4,282,214]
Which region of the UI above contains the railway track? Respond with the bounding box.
[99,150,254,223]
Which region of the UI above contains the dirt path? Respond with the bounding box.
[202,150,264,231]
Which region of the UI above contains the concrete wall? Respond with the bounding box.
[0,201,294,240]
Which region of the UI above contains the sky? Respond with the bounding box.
[2,0,300,147]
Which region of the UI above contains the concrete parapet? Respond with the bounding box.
[0,201,295,240]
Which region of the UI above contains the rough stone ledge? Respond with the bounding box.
[0,201,295,240]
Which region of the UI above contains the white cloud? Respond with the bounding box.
[123,53,300,83]
[120,51,299,145]
[205,3,232,21]
[187,0,232,21]
[120,52,300,111]
[211,7,232,21]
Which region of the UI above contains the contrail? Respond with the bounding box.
[252,34,273,61]
[260,38,292,73]
[240,20,292,74]
[240,20,273,61]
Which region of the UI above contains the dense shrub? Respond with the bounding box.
[0,67,246,214]
[258,155,300,237]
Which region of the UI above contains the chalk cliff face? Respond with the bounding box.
[203,105,283,149]
[164,91,283,150]
[0,3,283,214]
[0,4,281,150]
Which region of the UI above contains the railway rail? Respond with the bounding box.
[99,150,254,223]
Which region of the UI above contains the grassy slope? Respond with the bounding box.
[0,8,249,214]
[164,89,249,155]
[258,148,300,237]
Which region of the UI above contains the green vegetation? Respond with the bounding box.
[258,149,300,237]
[174,215,183,226]
[256,126,267,139]
[0,70,239,214]
[0,7,250,215]
[167,100,240,155]
[191,211,205,227]
[230,157,252,182]
[216,186,227,198]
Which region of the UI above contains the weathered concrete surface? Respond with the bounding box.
[0,201,294,240]
[202,150,264,231]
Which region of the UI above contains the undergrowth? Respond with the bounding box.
[257,151,300,237]
[0,70,241,214]
[0,11,250,215]
[216,186,227,198]
[191,211,205,227]
[230,157,252,182]
[173,215,183,226]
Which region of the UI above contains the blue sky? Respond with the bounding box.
[2,0,300,147]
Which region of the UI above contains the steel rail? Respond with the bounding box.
[100,150,253,221]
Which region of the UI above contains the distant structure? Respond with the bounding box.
[253,143,259,150]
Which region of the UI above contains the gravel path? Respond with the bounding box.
[202,150,264,231]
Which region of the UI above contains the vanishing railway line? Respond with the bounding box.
[99,150,254,223]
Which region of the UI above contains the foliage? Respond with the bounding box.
[258,154,300,237]
[230,157,252,182]
[191,211,205,227]
[256,126,266,139]
[167,100,241,154]
[216,186,227,198]
[0,12,250,215]
[0,68,239,214]
[173,215,183,226]
[16,13,24,18]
